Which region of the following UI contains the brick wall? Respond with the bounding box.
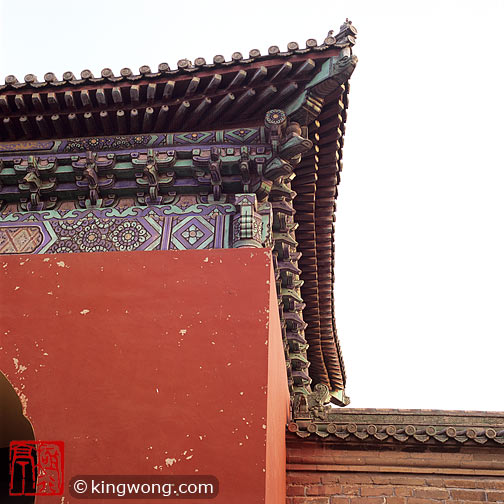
[287,437,504,503]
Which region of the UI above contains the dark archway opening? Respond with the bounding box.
[0,371,36,504]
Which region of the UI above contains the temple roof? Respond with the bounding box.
[0,27,356,92]
[289,407,504,446]
[0,22,357,140]
[0,21,358,405]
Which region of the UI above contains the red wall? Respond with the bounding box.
[1,248,289,503]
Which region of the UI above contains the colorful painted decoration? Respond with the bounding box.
[0,20,359,404]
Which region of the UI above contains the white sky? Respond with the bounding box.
[1,0,503,411]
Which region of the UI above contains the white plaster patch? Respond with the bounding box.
[14,286,20,291]
[165,458,177,467]
[80,309,90,315]
[43,258,50,263]
[179,329,187,336]
[56,261,67,268]
[203,257,209,262]
[12,358,27,373]
[186,455,193,460]
[16,389,28,415]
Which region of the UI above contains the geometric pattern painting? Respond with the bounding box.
[45,215,161,254]
[0,226,43,254]
[169,215,223,250]
[0,203,235,255]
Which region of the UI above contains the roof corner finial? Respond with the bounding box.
[341,18,352,30]
[335,18,357,43]
[328,19,353,41]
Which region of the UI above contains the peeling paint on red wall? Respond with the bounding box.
[0,249,289,503]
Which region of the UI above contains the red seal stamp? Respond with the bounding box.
[9,441,64,496]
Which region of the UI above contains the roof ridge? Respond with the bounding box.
[0,21,357,91]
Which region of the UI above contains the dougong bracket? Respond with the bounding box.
[239,147,251,193]
[209,146,222,201]
[132,149,176,205]
[83,151,100,206]
[138,149,162,205]
[17,155,57,210]
[20,171,42,210]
